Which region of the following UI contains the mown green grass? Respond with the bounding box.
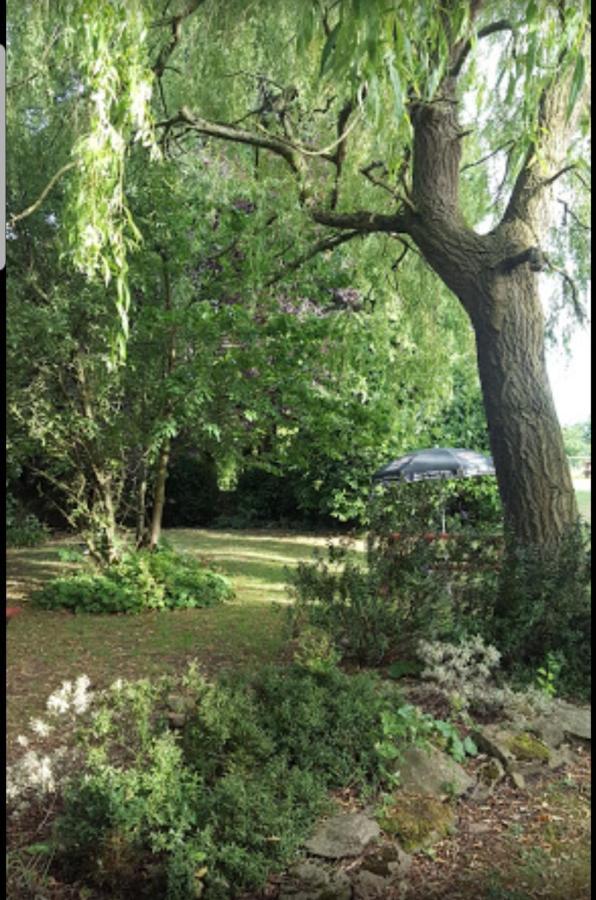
[6,528,360,759]
[575,490,591,523]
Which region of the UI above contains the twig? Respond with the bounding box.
[461,140,514,173]
[9,161,78,225]
[266,230,362,287]
[544,256,587,323]
[557,197,590,231]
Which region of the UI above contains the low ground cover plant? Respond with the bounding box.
[7,662,476,900]
[31,545,234,614]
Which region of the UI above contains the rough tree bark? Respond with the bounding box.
[402,73,580,549]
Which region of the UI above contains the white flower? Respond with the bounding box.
[30,718,53,738]
[47,692,70,715]
[16,735,29,748]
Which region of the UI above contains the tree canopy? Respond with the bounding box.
[7,0,591,552]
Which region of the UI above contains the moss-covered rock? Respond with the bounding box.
[507,732,551,762]
[376,793,456,851]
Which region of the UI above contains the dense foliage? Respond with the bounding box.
[41,663,457,899]
[31,546,233,614]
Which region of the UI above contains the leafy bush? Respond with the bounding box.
[366,477,502,535]
[6,494,49,547]
[490,521,591,699]
[31,547,233,614]
[12,661,477,899]
[45,665,404,898]
[289,524,503,665]
[417,634,505,714]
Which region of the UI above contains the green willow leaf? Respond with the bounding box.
[320,21,341,77]
[566,53,586,122]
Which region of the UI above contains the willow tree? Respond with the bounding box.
[9,0,590,553]
[149,0,589,551]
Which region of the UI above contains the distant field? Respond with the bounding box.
[576,490,591,522]
[573,478,591,522]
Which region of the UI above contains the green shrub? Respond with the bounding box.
[6,495,49,547]
[46,663,476,898]
[490,521,591,699]
[31,547,233,614]
[289,527,501,664]
[251,665,398,789]
[47,664,411,899]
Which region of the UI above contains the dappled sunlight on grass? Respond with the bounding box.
[6,527,361,760]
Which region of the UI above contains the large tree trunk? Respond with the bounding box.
[473,271,577,547]
[404,79,578,551]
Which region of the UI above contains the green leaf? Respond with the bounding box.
[386,59,404,122]
[24,842,53,856]
[462,736,478,757]
[320,21,341,77]
[566,53,586,121]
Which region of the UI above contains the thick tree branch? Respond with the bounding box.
[330,97,357,208]
[158,107,303,174]
[311,208,409,234]
[501,38,590,230]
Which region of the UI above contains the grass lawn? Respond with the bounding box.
[6,528,359,760]
[573,478,591,522]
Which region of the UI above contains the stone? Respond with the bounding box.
[279,860,351,900]
[477,757,506,786]
[469,758,506,801]
[468,822,492,835]
[509,768,526,791]
[532,700,591,747]
[352,869,391,899]
[377,793,457,852]
[473,725,551,769]
[304,812,381,859]
[547,745,574,769]
[361,842,412,879]
[396,743,474,799]
[507,732,551,763]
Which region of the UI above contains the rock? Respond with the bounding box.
[396,743,474,798]
[377,793,457,852]
[279,860,351,900]
[547,745,574,769]
[468,822,492,835]
[509,768,526,790]
[473,725,551,768]
[304,812,381,859]
[166,712,186,729]
[361,842,412,879]
[532,700,591,747]
[469,758,506,801]
[508,732,551,762]
[352,869,391,899]
[477,757,506,786]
